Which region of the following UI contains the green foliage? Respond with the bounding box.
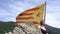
[0,21,16,34]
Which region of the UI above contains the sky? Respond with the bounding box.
[0,0,60,28]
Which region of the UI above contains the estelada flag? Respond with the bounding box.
[16,4,45,27]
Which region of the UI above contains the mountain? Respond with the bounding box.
[0,21,16,34]
[0,21,60,34]
[45,25,60,34]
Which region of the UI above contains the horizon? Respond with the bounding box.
[0,20,60,29]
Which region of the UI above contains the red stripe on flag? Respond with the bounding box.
[18,13,33,16]
[16,21,26,24]
[25,8,39,11]
[33,21,39,24]
[16,17,33,20]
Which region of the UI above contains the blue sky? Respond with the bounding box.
[0,0,60,28]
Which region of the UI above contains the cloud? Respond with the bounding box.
[46,0,60,28]
[0,9,16,21]
[46,13,60,28]
[46,1,60,21]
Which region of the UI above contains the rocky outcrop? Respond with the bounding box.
[5,22,42,34]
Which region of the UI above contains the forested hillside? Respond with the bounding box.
[0,21,60,34]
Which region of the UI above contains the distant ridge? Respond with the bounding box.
[46,25,60,34]
[0,21,15,23]
[0,21,60,34]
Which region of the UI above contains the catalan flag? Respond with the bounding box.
[16,4,45,27]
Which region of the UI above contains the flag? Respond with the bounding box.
[16,4,45,27]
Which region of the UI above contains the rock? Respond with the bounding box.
[13,22,42,34]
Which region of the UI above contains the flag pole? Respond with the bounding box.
[44,1,46,23]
